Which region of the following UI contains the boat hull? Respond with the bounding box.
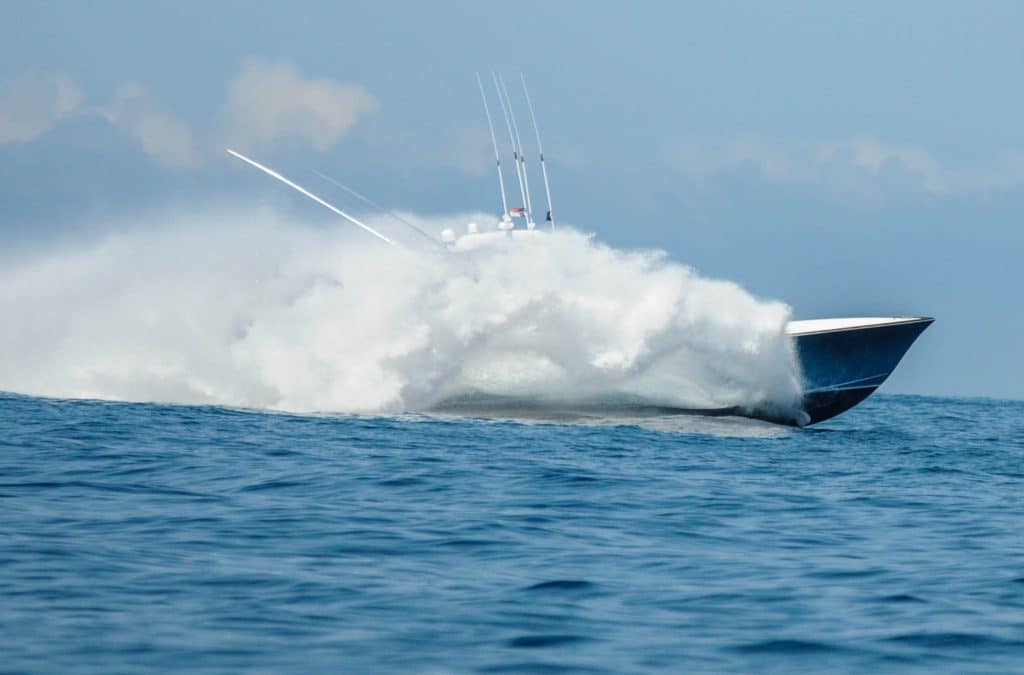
[790,317,934,425]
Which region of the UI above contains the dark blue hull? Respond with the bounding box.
[793,318,934,425]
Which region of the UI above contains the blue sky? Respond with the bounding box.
[2,1,1022,399]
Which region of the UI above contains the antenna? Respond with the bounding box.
[492,72,528,225]
[498,73,535,228]
[226,149,397,248]
[476,73,508,219]
[520,74,554,230]
[312,169,442,248]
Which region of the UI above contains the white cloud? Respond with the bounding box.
[0,71,84,143]
[103,82,201,170]
[220,59,377,152]
[670,134,1024,195]
[0,69,200,169]
[816,137,946,192]
[672,135,798,182]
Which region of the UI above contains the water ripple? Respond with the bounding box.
[1,392,1022,672]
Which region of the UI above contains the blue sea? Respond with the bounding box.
[2,391,1022,673]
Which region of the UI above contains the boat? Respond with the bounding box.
[434,224,936,426]
[226,74,934,427]
[788,317,933,424]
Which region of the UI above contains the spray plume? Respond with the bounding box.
[0,209,803,422]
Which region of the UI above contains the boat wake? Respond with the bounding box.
[0,207,803,420]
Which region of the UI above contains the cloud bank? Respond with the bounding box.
[0,60,377,169]
[670,134,1024,196]
[5,62,1024,200]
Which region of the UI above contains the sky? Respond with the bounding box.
[2,0,1022,399]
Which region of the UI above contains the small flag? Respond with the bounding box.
[509,207,525,217]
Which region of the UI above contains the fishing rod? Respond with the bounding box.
[492,72,528,224]
[226,149,398,248]
[520,74,554,230]
[476,73,509,220]
[498,73,535,228]
[311,169,442,248]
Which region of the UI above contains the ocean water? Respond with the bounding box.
[2,391,1022,674]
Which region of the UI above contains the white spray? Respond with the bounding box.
[0,208,803,420]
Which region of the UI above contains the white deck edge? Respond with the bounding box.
[786,316,932,336]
